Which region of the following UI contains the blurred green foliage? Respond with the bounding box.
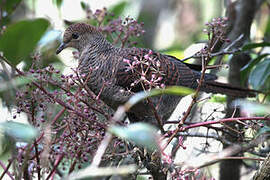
[109,123,160,152]
[52,0,63,9]
[0,18,49,66]
[0,121,37,157]
[248,58,270,90]
[0,0,22,25]
[127,86,194,108]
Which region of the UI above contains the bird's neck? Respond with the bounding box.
[79,36,114,54]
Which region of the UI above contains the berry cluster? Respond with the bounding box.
[83,7,145,47]
[123,50,165,91]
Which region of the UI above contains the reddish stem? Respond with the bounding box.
[0,159,15,180]
[184,117,270,130]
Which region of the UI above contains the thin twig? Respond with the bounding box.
[180,34,244,62]
[0,159,15,180]
[0,54,106,129]
[180,133,269,169]
[183,117,270,130]
[34,140,41,180]
[45,153,64,180]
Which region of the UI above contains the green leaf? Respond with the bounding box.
[256,126,270,138]
[80,1,87,10]
[109,123,160,152]
[265,16,270,37]
[0,76,32,92]
[233,100,270,115]
[127,86,193,108]
[67,165,137,179]
[241,54,269,81]
[163,50,184,60]
[0,131,14,157]
[52,0,63,8]
[0,18,50,65]
[0,121,38,142]
[248,58,270,89]
[1,0,22,14]
[242,42,270,51]
[209,95,226,103]
[108,1,127,17]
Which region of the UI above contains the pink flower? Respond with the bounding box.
[157,77,163,81]
[144,54,149,60]
[156,61,161,67]
[123,58,130,64]
[140,76,146,81]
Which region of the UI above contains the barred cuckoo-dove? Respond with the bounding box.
[56,23,256,124]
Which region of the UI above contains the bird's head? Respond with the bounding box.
[56,23,102,54]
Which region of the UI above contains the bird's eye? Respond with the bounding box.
[72,33,79,39]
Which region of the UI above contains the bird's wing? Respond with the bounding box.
[115,48,217,92]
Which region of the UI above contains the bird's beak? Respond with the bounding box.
[56,43,66,54]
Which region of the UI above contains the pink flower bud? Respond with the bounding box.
[123,58,130,64]
[144,54,149,60]
[140,76,146,81]
[157,77,163,81]
[156,61,161,67]
[135,61,141,65]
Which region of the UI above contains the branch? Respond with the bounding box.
[179,133,269,170]
[180,34,244,62]
[170,132,233,145]
[0,54,106,129]
[183,117,270,131]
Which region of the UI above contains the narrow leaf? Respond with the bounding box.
[248,59,270,89]
[127,86,193,108]
[109,123,160,152]
[242,42,270,51]
[256,126,270,137]
[0,122,38,142]
[233,100,270,115]
[241,54,269,81]
[80,2,87,10]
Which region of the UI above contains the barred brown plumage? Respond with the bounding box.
[56,23,257,125]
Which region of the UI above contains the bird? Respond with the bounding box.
[56,23,256,125]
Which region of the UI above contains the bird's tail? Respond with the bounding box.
[201,81,258,98]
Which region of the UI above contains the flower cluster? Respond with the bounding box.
[13,63,115,173]
[83,7,145,47]
[123,50,165,91]
[204,17,230,43]
[197,17,230,58]
[85,7,112,25]
[102,17,145,47]
[3,6,147,179]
